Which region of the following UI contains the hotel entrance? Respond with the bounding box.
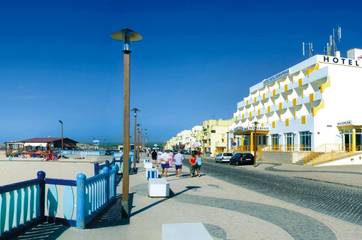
[338,123,362,152]
[232,126,269,153]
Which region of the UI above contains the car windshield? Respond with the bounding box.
[224,153,233,156]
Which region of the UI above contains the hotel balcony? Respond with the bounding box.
[301,67,328,86]
[237,101,245,110]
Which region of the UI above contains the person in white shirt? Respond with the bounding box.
[159,151,170,177]
[173,151,185,177]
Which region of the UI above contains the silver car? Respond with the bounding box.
[215,153,233,163]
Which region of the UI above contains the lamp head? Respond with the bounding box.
[111,28,142,51]
[59,120,63,124]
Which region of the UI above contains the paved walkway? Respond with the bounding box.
[55,160,362,240]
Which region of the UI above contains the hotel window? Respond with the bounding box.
[285,118,290,127]
[271,134,279,150]
[258,135,267,146]
[272,121,276,128]
[285,132,295,151]
[300,131,312,151]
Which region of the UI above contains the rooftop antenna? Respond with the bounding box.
[308,42,314,57]
[326,26,342,56]
[302,41,314,57]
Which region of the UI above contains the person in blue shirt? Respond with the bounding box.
[195,151,203,177]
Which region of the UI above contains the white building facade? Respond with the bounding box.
[231,49,362,154]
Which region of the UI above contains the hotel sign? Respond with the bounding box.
[322,56,361,68]
[337,120,352,126]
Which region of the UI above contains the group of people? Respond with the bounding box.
[189,151,202,177]
[150,149,203,177]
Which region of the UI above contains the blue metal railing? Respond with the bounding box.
[0,172,44,239]
[61,150,107,156]
[0,166,120,237]
[76,165,119,228]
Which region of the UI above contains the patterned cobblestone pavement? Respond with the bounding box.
[132,183,336,240]
[200,162,362,226]
[178,194,336,240]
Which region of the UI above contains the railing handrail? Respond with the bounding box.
[45,178,77,186]
[0,178,40,194]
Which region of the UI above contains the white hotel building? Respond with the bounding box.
[230,49,362,162]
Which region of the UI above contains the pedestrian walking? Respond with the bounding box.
[151,149,158,167]
[167,151,174,170]
[189,153,197,177]
[160,151,170,177]
[174,151,184,177]
[195,151,203,177]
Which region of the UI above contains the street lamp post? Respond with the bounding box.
[253,121,258,162]
[58,120,64,152]
[226,131,229,152]
[112,28,142,216]
[137,124,141,163]
[131,108,140,170]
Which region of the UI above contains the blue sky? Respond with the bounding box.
[0,0,361,143]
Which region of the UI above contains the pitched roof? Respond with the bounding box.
[20,137,78,143]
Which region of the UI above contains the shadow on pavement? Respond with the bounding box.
[87,193,134,229]
[15,222,69,240]
[131,186,201,217]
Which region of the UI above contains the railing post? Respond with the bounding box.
[37,171,46,221]
[76,173,86,229]
[94,163,99,175]
[103,167,110,203]
[112,165,119,198]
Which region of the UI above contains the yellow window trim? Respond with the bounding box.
[301,115,306,124]
[285,118,289,127]
[309,93,314,103]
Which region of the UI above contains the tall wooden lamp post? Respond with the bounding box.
[112,28,142,216]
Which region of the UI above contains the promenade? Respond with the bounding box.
[42,159,362,240]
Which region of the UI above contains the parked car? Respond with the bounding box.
[229,152,255,165]
[215,153,233,163]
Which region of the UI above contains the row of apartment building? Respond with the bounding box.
[165,48,362,162]
[164,119,233,156]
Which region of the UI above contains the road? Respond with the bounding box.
[193,160,362,226]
